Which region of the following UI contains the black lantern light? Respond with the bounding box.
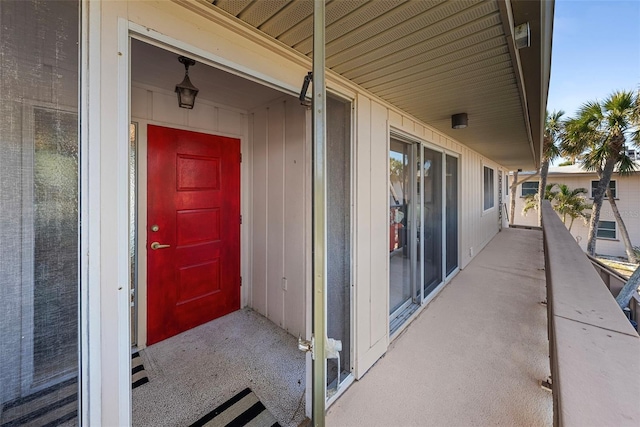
[175,56,199,109]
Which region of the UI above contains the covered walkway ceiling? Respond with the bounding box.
[206,0,552,170]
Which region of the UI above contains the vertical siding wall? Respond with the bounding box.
[250,97,307,338]
[513,174,640,258]
[354,94,504,377]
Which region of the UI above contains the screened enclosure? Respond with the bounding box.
[0,1,80,425]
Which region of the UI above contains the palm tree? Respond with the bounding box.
[538,110,564,226]
[550,184,590,232]
[562,90,639,262]
[523,183,590,232]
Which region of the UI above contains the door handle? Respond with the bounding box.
[151,242,171,250]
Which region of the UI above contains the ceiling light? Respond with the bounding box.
[451,113,468,129]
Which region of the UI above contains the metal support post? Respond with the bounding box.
[312,0,327,426]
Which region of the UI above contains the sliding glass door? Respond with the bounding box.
[445,155,459,277]
[422,147,443,296]
[389,139,415,315]
[389,138,459,331]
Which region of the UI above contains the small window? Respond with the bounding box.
[521,181,539,197]
[597,220,616,239]
[591,180,616,198]
[483,166,494,210]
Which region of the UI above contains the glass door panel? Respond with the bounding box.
[389,139,413,314]
[326,95,352,395]
[446,155,459,276]
[423,148,442,296]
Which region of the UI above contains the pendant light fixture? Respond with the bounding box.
[175,56,199,109]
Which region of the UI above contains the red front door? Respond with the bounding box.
[147,125,241,345]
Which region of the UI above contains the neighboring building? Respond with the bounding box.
[0,1,554,425]
[512,163,640,258]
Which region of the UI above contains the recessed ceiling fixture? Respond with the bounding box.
[175,56,199,109]
[451,113,468,129]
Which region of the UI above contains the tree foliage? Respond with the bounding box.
[560,90,639,259]
[524,183,590,232]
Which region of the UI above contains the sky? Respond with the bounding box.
[546,0,640,118]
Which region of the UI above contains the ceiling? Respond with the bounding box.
[133,1,552,169]
[131,39,288,111]
[205,0,551,169]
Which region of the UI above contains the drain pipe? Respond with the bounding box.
[311,1,327,427]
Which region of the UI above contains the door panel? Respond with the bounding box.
[147,125,240,345]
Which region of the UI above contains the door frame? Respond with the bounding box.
[132,117,248,350]
[117,18,326,423]
[387,129,463,334]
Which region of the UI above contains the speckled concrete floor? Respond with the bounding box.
[327,228,552,426]
[132,308,306,427]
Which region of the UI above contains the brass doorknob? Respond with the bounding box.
[151,242,170,250]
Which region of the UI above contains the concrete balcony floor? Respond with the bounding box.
[328,228,552,426]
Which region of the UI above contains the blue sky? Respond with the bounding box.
[547,0,640,118]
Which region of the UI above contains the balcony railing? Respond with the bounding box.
[541,201,640,426]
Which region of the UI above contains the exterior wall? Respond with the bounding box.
[88,1,511,423]
[512,173,640,258]
[249,97,308,339]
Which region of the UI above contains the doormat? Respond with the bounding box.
[1,352,149,426]
[189,388,281,427]
[131,351,149,389]
[0,377,78,427]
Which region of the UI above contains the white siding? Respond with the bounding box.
[250,97,307,338]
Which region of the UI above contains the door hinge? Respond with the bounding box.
[240,214,243,224]
[240,152,242,163]
[240,276,242,287]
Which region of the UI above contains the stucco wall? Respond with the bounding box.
[512,173,640,258]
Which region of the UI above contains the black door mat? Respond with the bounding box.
[131,351,149,389]
[0,377,78,427]
[1,352,148,426]
[189,388,281,427]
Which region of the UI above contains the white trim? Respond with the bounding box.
[482,164,496,213]
[127,22,301,101]
[80,1,102,423]
[116,17,133,426]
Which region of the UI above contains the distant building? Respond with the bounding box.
[511,163,640,258]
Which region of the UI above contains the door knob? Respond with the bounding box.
[151,242,170,250]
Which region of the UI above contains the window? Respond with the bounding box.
[597,220,616,239]
[505,175,509,195]
[591,180,616,198]
[521,181,539,197]
[483,166,494,210]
